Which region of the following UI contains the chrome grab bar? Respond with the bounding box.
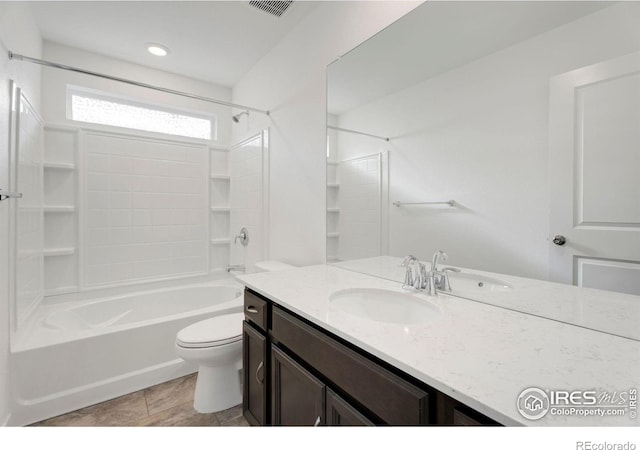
[393,200,454,207]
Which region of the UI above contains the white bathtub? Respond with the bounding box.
[9,277,243,426]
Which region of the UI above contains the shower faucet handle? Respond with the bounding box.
[234,227,249,246]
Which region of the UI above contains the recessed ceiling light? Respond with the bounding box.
[146,43,169,57]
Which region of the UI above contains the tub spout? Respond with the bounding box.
[226,265,245,273]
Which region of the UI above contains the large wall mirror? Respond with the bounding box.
[326,1,640,335]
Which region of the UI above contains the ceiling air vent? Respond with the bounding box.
[249,0,293,18]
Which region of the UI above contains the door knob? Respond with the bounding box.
[552,235,566,246]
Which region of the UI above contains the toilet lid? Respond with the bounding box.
[177,312,244,348]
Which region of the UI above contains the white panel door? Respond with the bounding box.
[549,52,640,295]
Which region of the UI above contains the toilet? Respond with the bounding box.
[175,261,296,413]
[175,312,245,413]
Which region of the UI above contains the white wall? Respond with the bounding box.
[232,1,421,267]
[336,3,640,280]
[0,2,42,426]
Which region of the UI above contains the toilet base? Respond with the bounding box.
[193,363,242,413]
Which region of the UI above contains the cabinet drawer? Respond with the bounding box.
[244,289,268,331]
[271,306,430,425]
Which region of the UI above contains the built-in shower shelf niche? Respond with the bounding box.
[210,179,230,208]
[327,184,340,212]
[44,161,76,170]
[44,205,76,213]
[44,247,76,257]
[209,146,231,272]
[43,125,79,294]
[326,159,341,262]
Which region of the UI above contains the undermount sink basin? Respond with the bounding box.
[447,272,513,293]
[329,288,442,325]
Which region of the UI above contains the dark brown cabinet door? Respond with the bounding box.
[271,345,325,426]
[436,392,498,426]
[242,321,268,425]
[326,389,374,426]
[271,305,430,424]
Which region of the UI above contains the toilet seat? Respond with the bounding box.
[176,312,244,349]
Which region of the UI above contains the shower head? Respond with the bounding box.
[232,111,249,123]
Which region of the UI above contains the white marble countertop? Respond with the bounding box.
[334,256,640,341]
[238,263,640,427]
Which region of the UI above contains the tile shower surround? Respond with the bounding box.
[41,124,235,295]
[84,133,209,287]
[338,155,382,260]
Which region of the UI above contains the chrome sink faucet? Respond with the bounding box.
[430,250,447,272]
[427,250,461,295]
[402,251,461,295]
[401,255,427,291]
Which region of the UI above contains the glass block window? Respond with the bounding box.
[68,87,215,140]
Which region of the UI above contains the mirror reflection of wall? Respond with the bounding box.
[327,116,390,263]
[327,1,640,296]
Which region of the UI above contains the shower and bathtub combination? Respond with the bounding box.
[4,50,273,425]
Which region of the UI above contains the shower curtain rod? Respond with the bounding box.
[8,51,270,116]
[327,125,389,142]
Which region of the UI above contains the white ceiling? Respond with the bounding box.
[28,0,320,87]
[328,1,613,115]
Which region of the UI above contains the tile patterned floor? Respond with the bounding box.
[30,374,250,427]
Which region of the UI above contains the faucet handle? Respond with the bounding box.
[440,267,460,292]
[402,266,414,290]
[401,254,417,267]
[430,250,448,270]
[234,227,249,246]
[418,262,428,290]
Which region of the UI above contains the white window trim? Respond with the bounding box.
[66,85,217,141]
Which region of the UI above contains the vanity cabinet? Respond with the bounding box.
[242,321,268,425]
[435,392,495,426]
[242,291,269,426]
[271,345,325,425]
[270,342,376,426]
[242,288,499,426]
[271,304,429,425]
